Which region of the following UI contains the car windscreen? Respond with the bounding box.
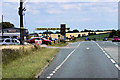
[5,39,11,42]
[114,37,119,38]
[43,38,48,40]
[28,38,33,40]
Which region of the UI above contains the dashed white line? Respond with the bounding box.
[106,55,111,59]
[115,64,120,70]
[47,76,51,79]
[110,59,116,64]
[86,48,90,50]
[46,43,80,78]
[94,41,120,71]
[49,73,53,76]
[52,71,56,74]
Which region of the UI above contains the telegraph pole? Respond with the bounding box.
[19,0,25,45]
[2,15,3,37]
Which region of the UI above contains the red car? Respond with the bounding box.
[112,36,120,42]
[28,37,51,45]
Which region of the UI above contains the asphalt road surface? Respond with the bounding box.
[39,41,119,79]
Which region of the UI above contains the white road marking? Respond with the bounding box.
[94,41,120,71]
[49,73,53,76]
[104,53,108,56]
[46,43,80,78]
[52,71,56,74]
[103,50,105,53]
[106,55,111,59]
[86,48,90,50]
[115,64,120,70]
[47,76,51,79]
[110,59,116,64]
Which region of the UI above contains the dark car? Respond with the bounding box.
[103,38,107,41]
[93,38,96,41]
[85,38,91,41]
[28,37,51,45]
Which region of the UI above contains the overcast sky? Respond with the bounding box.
[0,0,118,33]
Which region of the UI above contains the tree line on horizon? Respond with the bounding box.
[1,22,120,38]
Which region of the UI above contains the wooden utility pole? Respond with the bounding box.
[2,15,3,37]
[19,0,25,45]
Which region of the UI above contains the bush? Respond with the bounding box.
[2,45,41,65]
[60,40,66,43]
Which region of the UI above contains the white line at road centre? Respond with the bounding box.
[93,41,120,71]
[86,48,90,50]
[47,42,80,79]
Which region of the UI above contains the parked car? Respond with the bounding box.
[112,36,120,42]
[0,38,20,45]
[103,38,107,41]
[85,38,91,41]
[28,37,51,45]
[93,38,96,41]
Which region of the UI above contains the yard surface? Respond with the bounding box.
[2,47,58,78]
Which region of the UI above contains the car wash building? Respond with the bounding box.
[0,27,28,39]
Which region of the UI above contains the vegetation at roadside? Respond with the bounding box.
[78,33,110,40]
[109,30,120,38]
[2,45,58,78]
[49,42,68,47]
[49,40,68,47]
[0,22,15,29]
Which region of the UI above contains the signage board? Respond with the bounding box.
[36,28,70,30]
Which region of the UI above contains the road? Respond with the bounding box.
[39,41,119,79]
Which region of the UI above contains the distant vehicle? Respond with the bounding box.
[85,38,91,41]
[0,38,20,45]
[93,38,96,41]
[28,37,51,45]
[49,37,55,41]
[103,38,107,41]
[112,36,120,42]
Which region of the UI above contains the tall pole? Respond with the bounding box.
[2,15,3,37]
[19,0,24,45]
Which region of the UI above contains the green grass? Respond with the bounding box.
[79,33,110,40]
[49,42,68,47]
[2,47,58,78]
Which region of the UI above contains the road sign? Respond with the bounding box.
[36,28,70,30]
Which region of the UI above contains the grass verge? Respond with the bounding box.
[2,46,58,78]
[49,42,68,47]
[79,33,110,41]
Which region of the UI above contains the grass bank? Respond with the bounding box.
[49,42,68,47]
[2,45,58,78]
[79,33,110,41]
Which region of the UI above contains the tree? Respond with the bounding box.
[0,22,15,29]
[73,29,79,33]
[109,30,120,38]
[78,34,81,38]
[43,31,53,34]
[55,31,60,34]
[67,30,73,33]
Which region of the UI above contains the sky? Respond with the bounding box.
[1,0,118,33]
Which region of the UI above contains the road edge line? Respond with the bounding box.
[46,43,80,79]
[93,41,120,71]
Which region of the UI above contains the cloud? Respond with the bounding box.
[3,0,119,2]
[62,4,81,10]
[46,9,62,14]
[25,4,40,15]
